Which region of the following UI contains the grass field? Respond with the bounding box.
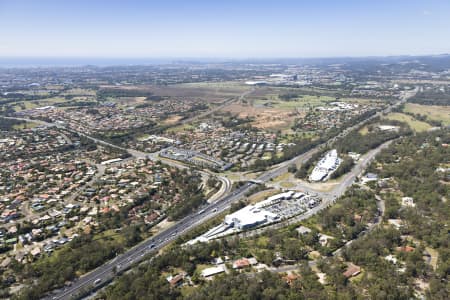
[63,88,96,96]
[280,181,295,188]
[180,81,249,91]
[11,97,69,112]
[249,86,377,110]
[12,121,39,130]
[253,94,335,110]
[166,123,195,133]
[403,103,450,126]
[175,81,250,97]
[13,102,37,111]
[261,152,273,160]
[247,189,280,204]
[278,131,317,143]
[274,173,291,182]
[100,81,249,101]
[358,126,369,135]
[383,113,432,132]
[425,247,439,271]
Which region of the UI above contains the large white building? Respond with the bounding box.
[224,205,278,230]
[186,191,319,245]
[309,149,341,182]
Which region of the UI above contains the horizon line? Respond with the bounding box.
[0,52,449,60]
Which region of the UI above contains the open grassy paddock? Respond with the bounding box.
[12,121,39,130]
[383,112,432,132]
[403,103,450,126]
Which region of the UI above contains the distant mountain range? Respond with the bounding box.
[0,54,449,69]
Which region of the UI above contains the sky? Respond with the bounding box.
[0,0,449,58]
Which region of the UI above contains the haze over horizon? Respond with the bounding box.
[1,0,450,59]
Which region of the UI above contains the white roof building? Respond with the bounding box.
[309,149,341,182]
[201,264,226,277]
[401,197,415,207]
[224,205,278,230]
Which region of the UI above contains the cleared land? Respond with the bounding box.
[179,81,250,93]
[12,121,39,130]
[358,126,369,135]
[403,103,450,126]
[220,102,299,131]
[383,113,432,132]
[162,115,184,125]
[11,96,95,112]
[100,82,250,102]
[221,86,381,133]
[247,189,280,204]
[252,95,335,110]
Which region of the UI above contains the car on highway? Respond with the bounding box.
[93,278,102,286]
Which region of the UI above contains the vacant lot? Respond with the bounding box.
[247,189,280,204]
[403,103,450,126]
[12,121,39,130]
[358,126,369,135]
[253,94,335,110]
[63,88,97,96]
[100,81,250,103]
[12,98,59,111]
[220,102,299,131]
[179,81,249,93]
[162,115,183,125]
[383,113,432,132]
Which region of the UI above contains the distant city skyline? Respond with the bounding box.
[1,0,449,58]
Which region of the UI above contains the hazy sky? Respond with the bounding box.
[1,0,449,58]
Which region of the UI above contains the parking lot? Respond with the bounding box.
[265,193,321,220]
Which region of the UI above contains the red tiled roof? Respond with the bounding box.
[396,246,414,253]
[343,263,361,278]
[233,258,250,269]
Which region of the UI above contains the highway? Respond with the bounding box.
[6,88,416,299]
